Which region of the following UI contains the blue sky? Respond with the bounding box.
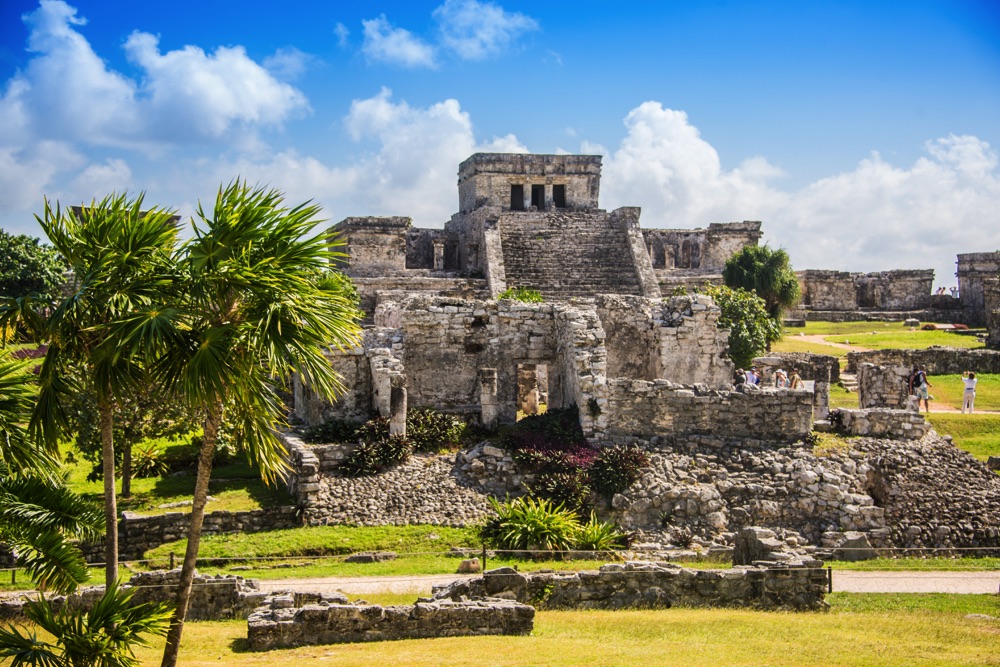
[0,0,998,285]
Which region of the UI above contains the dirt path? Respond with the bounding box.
[259,570,1000,596]
[790,334,871,353]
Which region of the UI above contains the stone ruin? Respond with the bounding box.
[280,152,1000,558]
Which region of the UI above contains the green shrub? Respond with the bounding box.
[130,442,170,479]
[528,470,592,512]
[588,444,649,500]
[479,496,580,552]
[336,434,411,477]
[575,512,631,550]
[406,409,466,452]
[498,286,544,303]
[302,417,362,444]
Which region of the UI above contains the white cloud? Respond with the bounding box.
[1,0,309,151]
[595,102,1000,286]
[361,15,437,68]
[433,0,538,60]
[334,22,350,48]
[263,47,315,81]
[209,89,526,225]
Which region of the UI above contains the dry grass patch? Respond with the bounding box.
[125,599,1000,666]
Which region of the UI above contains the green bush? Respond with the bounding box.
[130,442,171,479]
[498,286,544,303]
[528,470,592,512]
[576,512,631,550]
[588,444,649,500]
[479,496,580,552]
[356,416,391,442]
[406,409,466,452]
[302,417,362,443]
[336,434,411,477]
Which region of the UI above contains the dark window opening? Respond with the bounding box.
[531,184,545,209]
[552,184,566,208]
[510,184,525,211]
[690,241,701,269]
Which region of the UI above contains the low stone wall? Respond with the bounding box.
[798,309,977,325]
[247,595,534,650]
[753,353,840,384]
[605,380,815,443]
[856,363,910,409]
[831,408,930,440]
[0,570,268,622]
[80,506,300,563]
[846,347,1000,374]
[433,562,827,612]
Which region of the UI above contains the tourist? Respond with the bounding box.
[962,371,977,414]
[789,370,804,389]
[734,368,746,388]
[774,369,788,388]
[909,365,932,414]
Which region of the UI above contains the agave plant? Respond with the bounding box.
[575,512,631,551]
[0,581,172,667]
[480,496,581,552]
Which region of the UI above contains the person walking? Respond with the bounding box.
[962,371,977,414]
[909,365,932,414]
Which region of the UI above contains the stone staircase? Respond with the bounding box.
[498,212,642,299]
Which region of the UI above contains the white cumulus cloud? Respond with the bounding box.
[361,15,437,68]
[433,0,539,60]
[595,102,1000,286]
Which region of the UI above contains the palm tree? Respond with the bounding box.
[0,580,171,667]
[1,194,180,589]
[722,245,801,320]
[158,180,361,667]
[0,348,101,594]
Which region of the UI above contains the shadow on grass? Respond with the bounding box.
[229,637,252,654]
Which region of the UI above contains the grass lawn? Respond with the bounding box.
[824,329,984,351]
[925,374,1000,412]
[771,336,850,358]
[828,383,858,409]
[927,413,1000,461]
[122,594,1000,666]
[61,439,292,516]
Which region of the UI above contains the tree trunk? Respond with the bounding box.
[160,401,221,667]
[121,440,132,499]
[98,395,118,589]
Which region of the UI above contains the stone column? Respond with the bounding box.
[433,240,445,271]
[480,368,500,429]
[389,375,407,438]
[518,364,539,415]
[813,381,830,420]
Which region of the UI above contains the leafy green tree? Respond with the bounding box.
[722,245,800,319]
[0,230,64,303]
[702,284,781,368]
[0,348,101,594]
[0,581,171,667]
[157,181,362,667]
[0,194,180,589]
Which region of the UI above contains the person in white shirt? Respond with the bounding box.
[962,371,977,414]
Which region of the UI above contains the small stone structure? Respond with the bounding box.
[846,347,1000,375]
[957,252,1000,312]
[831,408,930,440]
[797,269,935,312]
[433,559,827,612]
[855,363,912,410]
[247,594,533,650]
[0,570,268,623]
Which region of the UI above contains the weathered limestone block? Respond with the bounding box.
[247,596,534,650]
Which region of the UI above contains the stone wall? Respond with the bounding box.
[79,507,300,563]
[433,561,827,612]
[831,408,930,440]
[845,347,1000,374]
[642,221,762,271]
[605,381,815,443]
[957,251,1000,311]
[797,308,973,324]
[330,217,410,275]
[985,278,1000,350]
[797,269,934,311]
[0,570,269,623]
[248,594,533,650]
[856,363,910,409]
